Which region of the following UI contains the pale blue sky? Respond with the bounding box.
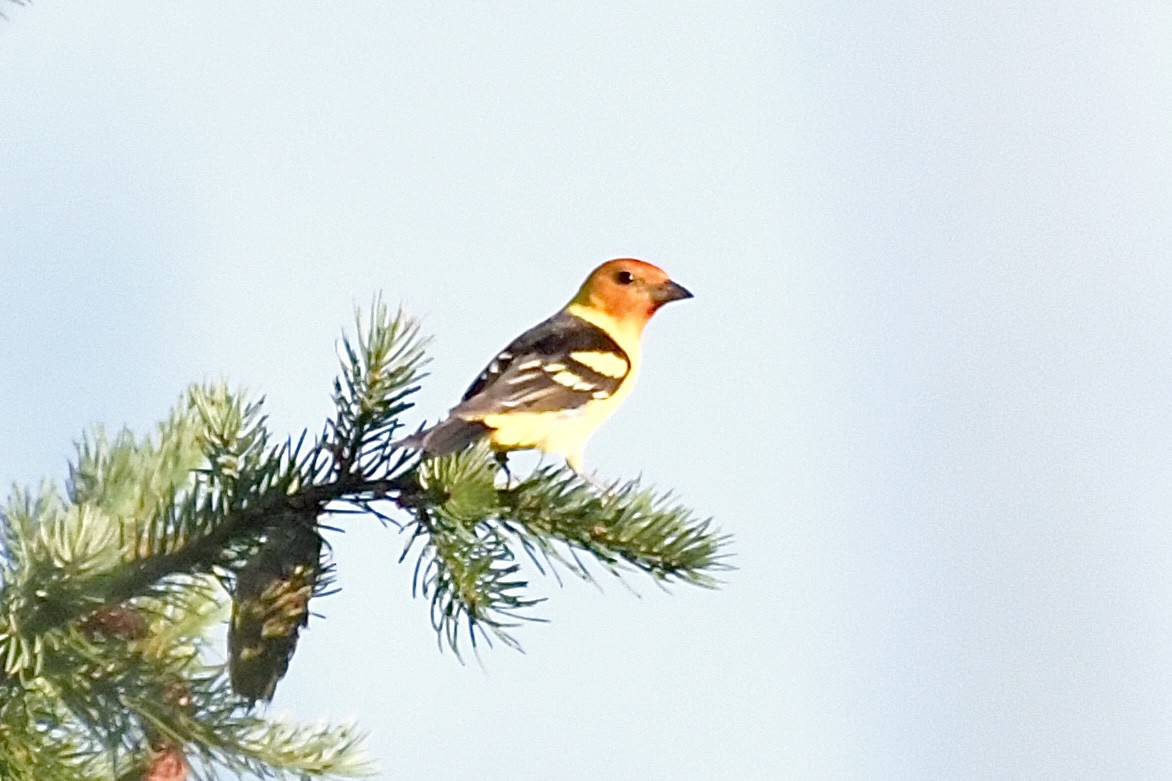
[3,3,1171,779]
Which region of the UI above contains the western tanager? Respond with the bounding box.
[400,258,692,472]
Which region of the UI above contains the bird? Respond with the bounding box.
[397,258,692,474]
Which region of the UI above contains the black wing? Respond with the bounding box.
[454,311,631,417]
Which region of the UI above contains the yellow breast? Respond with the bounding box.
[482,303,645,470]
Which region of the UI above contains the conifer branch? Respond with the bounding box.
[401,447,540,654]
[500,467,730,586]
[0,295,729,778]
[393,446,729,654]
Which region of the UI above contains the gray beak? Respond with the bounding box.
[655,279,694,304]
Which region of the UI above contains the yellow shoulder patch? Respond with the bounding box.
[549,369,585,388]
[569,350,629,379]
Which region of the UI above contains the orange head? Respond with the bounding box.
[570,258,693,327]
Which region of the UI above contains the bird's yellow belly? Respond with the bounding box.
[480,375,635,463]
[481,411,586,453]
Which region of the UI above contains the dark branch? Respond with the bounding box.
[19,470,418,635]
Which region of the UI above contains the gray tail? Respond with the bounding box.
[395,418,489,456]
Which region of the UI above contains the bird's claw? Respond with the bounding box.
[493,451,520,489]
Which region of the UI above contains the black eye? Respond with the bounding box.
[615,270,634,285]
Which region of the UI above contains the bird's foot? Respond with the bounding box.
[493,451,520,489]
